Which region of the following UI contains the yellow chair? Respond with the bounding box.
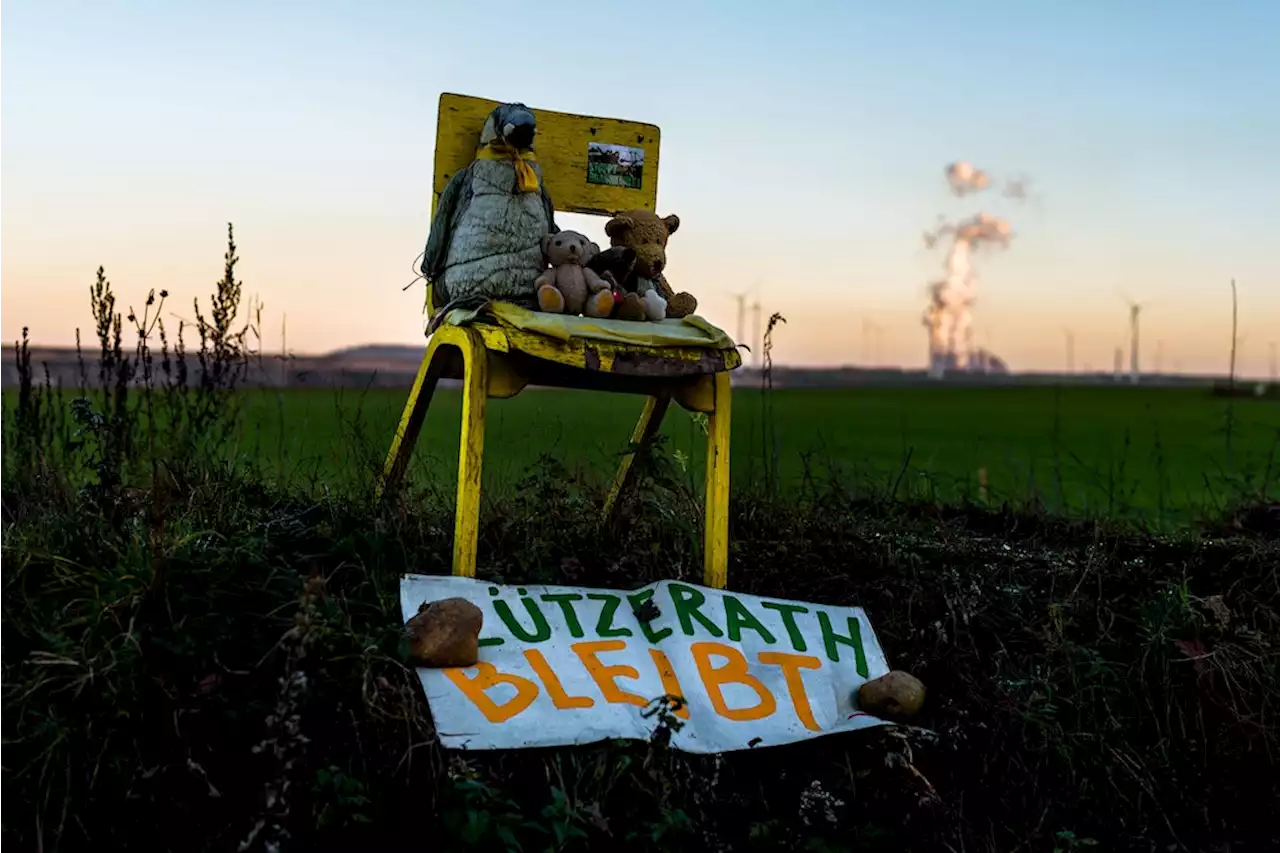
[378,93,740,588]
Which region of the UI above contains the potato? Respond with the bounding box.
[857,670,926,719]
[405,597,484,667]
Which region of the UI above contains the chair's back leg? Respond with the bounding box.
[377,343,444,501]
[703,373,732,589]
[453,331,491,578]
[602,394,671,521]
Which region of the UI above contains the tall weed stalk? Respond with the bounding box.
[3,223,259,502]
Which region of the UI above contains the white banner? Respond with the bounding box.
[401,575,893,754]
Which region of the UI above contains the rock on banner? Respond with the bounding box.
[400,575,893,754]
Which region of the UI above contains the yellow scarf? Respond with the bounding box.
[475,142,540,193]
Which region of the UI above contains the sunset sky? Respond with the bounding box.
[3,0,1277,378]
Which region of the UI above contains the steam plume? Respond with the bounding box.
[924,163,1018,375]
[945,161,991,196]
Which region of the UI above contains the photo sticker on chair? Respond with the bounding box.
[587,142,644,189]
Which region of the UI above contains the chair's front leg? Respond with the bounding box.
[454,331,490,578]
[377,340,443,501]
[602,394,671,521]
[703,372,732,589]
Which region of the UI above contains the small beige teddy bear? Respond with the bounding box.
[534,231,616,318]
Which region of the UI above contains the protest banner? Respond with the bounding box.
[401,575,893,753]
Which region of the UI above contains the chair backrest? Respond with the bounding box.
[431,93,662,219]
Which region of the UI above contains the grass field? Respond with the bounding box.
[230,384,1278,525]
[7,367,1279,850]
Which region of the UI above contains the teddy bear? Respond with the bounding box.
[584,246,660,322]
[603,209,698,319]
[585,246,636,296]
[534,231,615,318]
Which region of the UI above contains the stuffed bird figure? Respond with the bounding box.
[421,102,558,330]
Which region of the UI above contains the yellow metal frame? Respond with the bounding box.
[381,94,738,588]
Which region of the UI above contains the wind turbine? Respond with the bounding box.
[862,320,887,366]
[750,292,763,368]
[281,312,288,386]
[1063,328,1076,374]
[1118,291,1149,385]
[730,290,750,351]
[728,283,764,368]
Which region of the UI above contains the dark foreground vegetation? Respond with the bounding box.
[4,228,1278,852]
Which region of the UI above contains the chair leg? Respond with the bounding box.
[452,330,490,578]
[376,342,443,501]
[602,394,671,521]
[703,372,732,589]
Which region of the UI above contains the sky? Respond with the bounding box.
[3,0,1278,378]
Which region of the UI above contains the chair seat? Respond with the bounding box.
[435,302,742,378]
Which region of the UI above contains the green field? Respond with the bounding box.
[8,345,1279,850]
[225,385,1278,523]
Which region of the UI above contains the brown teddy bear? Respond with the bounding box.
[535,231,615,318]
[604,210,698,319]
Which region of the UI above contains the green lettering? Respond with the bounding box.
[625,590,672,643]
[724,596,776,644]
[761,601,810,652]
[817,611,868,675]
[667,583,724,638]
[587,593,633,638]
[541,592,586,638]
[479,636,504,647]
[493,595,551,643]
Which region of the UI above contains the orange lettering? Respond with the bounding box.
[443,662,539,723]
[525,649,594,709]
[648,648,691,719]
[572,640,648,708]
[691,641,776,722]
[758,651,823,731]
